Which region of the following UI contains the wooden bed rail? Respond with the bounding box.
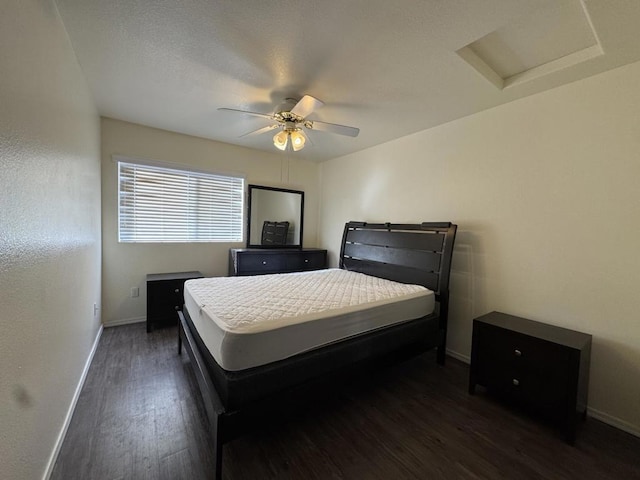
[178,311,224,479]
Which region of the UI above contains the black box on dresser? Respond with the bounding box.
[469,311,592,444]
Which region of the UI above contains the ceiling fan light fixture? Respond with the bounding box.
[290,130,306,151]
[273,130,288,150]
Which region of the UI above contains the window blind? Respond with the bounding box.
[118,161,244,243]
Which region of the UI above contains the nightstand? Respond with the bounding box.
[469,311,592,443]
[146,271,203,332]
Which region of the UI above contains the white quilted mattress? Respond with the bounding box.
[184,268,435,371]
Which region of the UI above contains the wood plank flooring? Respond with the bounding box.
[51,323,640,480]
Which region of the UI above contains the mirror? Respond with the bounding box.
[247,184,304,248]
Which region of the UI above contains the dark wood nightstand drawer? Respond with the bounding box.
[148,280,183,313]
[475,359,569,412]
[476,324,571,375]
[147,271,203,332]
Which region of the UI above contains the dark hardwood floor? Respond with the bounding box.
[52,323,640,480]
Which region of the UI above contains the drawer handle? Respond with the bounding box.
[174,288,180,293]
[514,349,522,357]
[262,261,267,265]
[174,305,180,311]
[304,259,309,263]
[512,378,520,386]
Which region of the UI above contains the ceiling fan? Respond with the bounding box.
[218,95,359,152]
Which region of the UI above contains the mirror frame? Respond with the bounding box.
[246,184,304,249]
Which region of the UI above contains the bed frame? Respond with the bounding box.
[178,221,457,479]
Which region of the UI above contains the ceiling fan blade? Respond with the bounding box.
[308,120,359,137]
[299,129,314,147]
[239,124,280,138]
[291,95,324,118]
[218,107,274,121]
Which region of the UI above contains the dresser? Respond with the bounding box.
[229,248,327,276]
[469,311,592,443]
[146,271,203,332]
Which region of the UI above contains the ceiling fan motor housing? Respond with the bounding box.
[283,120,298,132]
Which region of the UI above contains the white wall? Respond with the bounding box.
[319,60,640,435]
[101,118,321,326]
[0,1,102,479]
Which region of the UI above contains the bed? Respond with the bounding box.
[177,221,457,479]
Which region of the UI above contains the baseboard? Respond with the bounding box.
[588,407,640,438]
[103,316,146,328]
[43,324,103,480]
[446,348,470,364]
[446,348,640,439]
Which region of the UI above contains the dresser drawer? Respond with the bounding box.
[229,249,327,276]
[236,253,286,274]
[286,250,327,271]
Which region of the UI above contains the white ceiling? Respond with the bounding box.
[54,0,640,161]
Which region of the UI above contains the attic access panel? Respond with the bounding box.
[457,0,602,89]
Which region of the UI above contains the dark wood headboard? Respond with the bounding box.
[339,221,457,300]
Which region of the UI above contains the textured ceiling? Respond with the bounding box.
[54,0,640,161]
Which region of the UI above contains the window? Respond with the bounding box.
[118,160,244,243]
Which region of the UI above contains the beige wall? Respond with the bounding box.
[101,118,320,326]
[319,60,640,435]
[0,1,102,479]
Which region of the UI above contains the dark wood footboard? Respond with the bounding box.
[178,307,442,480]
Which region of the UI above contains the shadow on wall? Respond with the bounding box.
[447,227,502,358]
[449,227,496,319]
[588,337,640,433]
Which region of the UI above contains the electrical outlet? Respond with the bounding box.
[131,287,139,298]
[93,303,99,316]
